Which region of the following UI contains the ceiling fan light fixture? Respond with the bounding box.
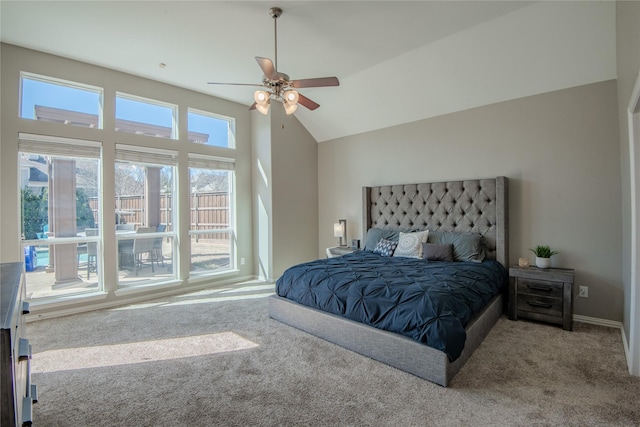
[254,90,270,105]
[283,101,298,115]
[208,7,338,114]
[256,102,270,115]
[284,90,299,105]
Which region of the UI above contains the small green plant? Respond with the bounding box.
[529,245,558,258]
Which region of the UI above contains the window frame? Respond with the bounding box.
[187,107,236,149]
[188,154,236,276]
[18,133,104,300]
[115,92,179,140]
[114,144,179,287]
[20,72,104,129]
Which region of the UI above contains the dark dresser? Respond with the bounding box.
[1,262,37,426]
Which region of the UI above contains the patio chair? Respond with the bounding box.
[132,226,156,276]
[152,224,166,266]
[85,228,99,279]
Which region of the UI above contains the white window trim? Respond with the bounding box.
[116,92,178,140]
[20,72,104,129]
[187,107,236,149]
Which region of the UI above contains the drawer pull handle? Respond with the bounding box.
[31,384,38,404]
[527,285,553,292]
[527,301,552,309]
[21,396,33,426]
[18,338,31,361]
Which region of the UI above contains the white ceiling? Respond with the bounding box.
[0,1,616,142]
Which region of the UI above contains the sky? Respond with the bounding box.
[21,77,231,147]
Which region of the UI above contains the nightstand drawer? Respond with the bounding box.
[517,294,563,317]
[517,278,563,298]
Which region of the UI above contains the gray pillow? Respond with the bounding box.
[427,231,485,262]
[422,243,454,262]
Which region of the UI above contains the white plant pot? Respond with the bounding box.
[535,257,551,269]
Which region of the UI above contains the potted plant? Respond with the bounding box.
[529,245,559,269]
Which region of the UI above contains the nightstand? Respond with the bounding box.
[326,246,356,258]
[508,266,575,331]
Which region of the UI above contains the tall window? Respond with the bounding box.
[18,134,102,300]
[188,108,235,148]
[20,72,103,129]
[115,145,177,287]
[189,155,235,275]
[116,93,177,140]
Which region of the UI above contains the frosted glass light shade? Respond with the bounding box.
[284,90,299,105]
[255,103,270,115]
[283,101,298,115]
[334,223,343,237]
[254,90,269,105]
[254,90,271,115]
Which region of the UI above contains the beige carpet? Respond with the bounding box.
[29,282,640,426]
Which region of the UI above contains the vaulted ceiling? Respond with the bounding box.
[0,1,616,142]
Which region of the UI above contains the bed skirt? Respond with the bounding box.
[268,293,503,387]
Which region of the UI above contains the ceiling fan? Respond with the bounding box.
[208,6,339,115]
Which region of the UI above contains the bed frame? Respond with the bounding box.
[269,177,508,386]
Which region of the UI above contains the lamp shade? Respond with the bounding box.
[334,223,343,238]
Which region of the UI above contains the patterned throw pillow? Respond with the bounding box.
[373,238,398,257]
[393,231,429,258]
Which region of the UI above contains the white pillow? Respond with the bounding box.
[393,231,429,258]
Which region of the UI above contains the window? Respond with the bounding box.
[188,155,235,275]
[115,145,177,287]
[19,133,102,300]
[20,73,103,129]
[188,108,235,148]
[115,93,177,140]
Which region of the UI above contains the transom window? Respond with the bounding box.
[20,72,103,129]
[116,93,177,140]
[188,108,235,148]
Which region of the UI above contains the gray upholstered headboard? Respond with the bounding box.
[362,177,508,267]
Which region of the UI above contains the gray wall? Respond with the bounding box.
[319,80,622,321]
[270,106,319,278]
[616,0,640,351]
[251,101,319,281]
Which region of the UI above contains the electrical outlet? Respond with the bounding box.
[578,285,588,298]
[240,258,245,265]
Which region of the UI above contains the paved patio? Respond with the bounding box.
[24,239,231,300]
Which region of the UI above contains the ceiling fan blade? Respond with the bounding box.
[249,102,257,110]
[255,57,278,80]
[290,77,340,88]
[297,94,320,111]
[207,82,265,87]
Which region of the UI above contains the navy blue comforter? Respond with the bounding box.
[276,252,507,361]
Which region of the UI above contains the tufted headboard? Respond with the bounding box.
[362,177,508,267]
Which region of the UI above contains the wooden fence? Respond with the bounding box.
[89,192,229,236]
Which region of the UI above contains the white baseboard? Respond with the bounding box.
[573,314,631,372]
[573,314,623,329]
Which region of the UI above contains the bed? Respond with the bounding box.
[268,177,508,386]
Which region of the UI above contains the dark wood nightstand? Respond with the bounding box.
[508,266,575,331]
